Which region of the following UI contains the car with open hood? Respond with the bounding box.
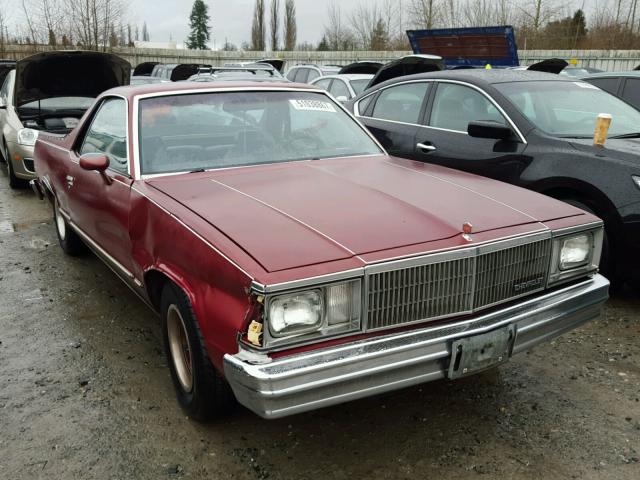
[347,69,640,288]
[0,50,130,187]
[32,81,608,420]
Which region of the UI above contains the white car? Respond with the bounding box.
[310,74,374,102]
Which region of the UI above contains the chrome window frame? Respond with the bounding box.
[354,78,527,144]
[131,86,388,180]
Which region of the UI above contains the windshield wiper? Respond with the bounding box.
[608,132,640,139]
[556,134,593,139]
[189,168,206,173]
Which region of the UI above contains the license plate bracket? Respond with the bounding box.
[448,325,516,380]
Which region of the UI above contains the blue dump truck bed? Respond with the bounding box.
[406,26,519,69]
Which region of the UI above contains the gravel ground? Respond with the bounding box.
[0,166,638,480]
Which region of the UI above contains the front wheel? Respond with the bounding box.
[54,198,85,255]
[160,282,235,421]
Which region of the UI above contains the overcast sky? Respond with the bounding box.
[5,0,591,48]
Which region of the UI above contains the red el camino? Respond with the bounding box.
[33,81,609,420]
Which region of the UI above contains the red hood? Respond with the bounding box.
[148,155,585,273]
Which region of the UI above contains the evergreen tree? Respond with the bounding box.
[186,0,211,50]
[317,35,329,51]
[251,0,266,51]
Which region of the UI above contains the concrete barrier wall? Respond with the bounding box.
[2,44,640,71]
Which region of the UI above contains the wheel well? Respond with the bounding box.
[144,270,172,311]
[537,184,616,224]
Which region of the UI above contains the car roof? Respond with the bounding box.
[314,74,374,81]
[582,71,640,79]
[107,80,318,100]
[368,69,577,91]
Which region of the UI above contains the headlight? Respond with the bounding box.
[559,234,591,270]
[268,290,323,336]
[264,279,361,347]
[17,128,39,146]
[633,175,640,190]
[548,228,602,285]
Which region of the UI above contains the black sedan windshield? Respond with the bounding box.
[495,80,640,138]
[138,91,381,174]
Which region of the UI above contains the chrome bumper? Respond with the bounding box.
[223,274,609,419]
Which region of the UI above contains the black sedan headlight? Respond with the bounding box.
[264,279,362,348]
[548,227,603,285]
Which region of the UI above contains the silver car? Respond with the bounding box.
[0,51,130,188]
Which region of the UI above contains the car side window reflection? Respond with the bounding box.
[80,98,128,175]
[430,83,507,132]
[371,82,429,124]
[329,79,350,99]
[621,78,640,110]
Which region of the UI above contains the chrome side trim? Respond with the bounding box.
[251,268,364,294]
[58,208,138,282]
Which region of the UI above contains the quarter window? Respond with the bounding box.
[80,98,128,175]
[294,68,310,83]
[621,78,640,110]
[285,68,297,81]
[430,83,506,132]
[588,77,620,96]
[314,78,332,91]
[329,79,350,99]
[371,82,429,124]
[307,69,320,82]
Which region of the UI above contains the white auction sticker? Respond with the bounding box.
[289,99,336,112]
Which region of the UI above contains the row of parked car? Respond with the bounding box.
[0,49,632,421]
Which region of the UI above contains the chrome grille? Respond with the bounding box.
[366,237,552,330]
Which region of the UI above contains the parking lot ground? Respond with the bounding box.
[0,166,639,480]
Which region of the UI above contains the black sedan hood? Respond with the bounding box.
[14,51,131,107]
[569,137,640,168]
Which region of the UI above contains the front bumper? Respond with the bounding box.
[224,274,609,419]
[7,141,36,180]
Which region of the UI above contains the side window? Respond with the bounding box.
[285,68,297,81]
[329,79,350,99]
[621,78,640,110]
[307,69,320,82]
[80,98,128,175]
[314,78,332,91]
[294,68,310,83]
[357,94,376,116]
[371,82,429,124]
[589,77,620,96]
[0,70,13,102]
[430,83,506,132]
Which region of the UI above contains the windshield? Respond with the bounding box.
[351,79,370,95]
[494,80,640,138]
[138,91,382,174]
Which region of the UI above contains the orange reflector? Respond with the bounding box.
[13,154,21,161]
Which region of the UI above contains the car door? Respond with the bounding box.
[414,81,528,180]
[67,96,134,274]
[356,81,430,159]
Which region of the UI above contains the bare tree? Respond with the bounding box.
[251,0,266,50]
[283,0,296,50]
[410,0,440,29]
[270,0,280,50]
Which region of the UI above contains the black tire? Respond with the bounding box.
[160,282,235,421]
[53,198,85,255]
[560,198,614,282]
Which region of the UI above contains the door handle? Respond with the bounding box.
[416,142,436,153]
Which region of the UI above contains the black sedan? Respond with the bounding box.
[347,69,640,287]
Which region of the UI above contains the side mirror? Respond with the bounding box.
[468,121,513,141]
[79,153,112,184]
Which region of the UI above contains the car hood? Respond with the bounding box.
[569,138,640,168]
[15,51,131,107]
[366,55,444,89]
[148,155,584,273]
